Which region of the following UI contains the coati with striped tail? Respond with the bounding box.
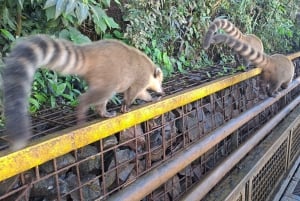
[3,35,164,150]
[203,18,264,67]
[208,33,294,97]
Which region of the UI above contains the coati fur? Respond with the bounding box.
[203,18,264,67]
[209,33,294,98]
[3,35,164,150]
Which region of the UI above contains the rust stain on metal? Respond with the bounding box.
[0,68,262,181]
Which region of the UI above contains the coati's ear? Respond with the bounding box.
[154,68,162,78]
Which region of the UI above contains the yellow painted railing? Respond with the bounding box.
[0,52,298,182]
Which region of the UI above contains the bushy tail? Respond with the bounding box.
[3,35,84,150]
[211,34,269,67]
[203,19,243,50]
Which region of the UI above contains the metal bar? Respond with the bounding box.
[181,92,300,201]
[0,69,261,182]
[106,77,300,201]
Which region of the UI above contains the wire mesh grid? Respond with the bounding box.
[251,139,287,201]
[0,59,299,201]
[290,121,300,162]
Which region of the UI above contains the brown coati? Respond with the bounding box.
[3,35,164,150]
[208,33,294,98]
[203,18,264,67]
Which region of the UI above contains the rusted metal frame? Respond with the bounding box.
[273,156,300,201]
[204,101,300,201]
[106,77,300,201]
[189,98,300,201]
[0,68,262,182]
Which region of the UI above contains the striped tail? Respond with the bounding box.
[3,35,85,150]
[203,19,243,50]
[211,33,269,67]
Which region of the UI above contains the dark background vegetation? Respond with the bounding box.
[0,0,299,119]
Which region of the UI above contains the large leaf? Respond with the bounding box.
[55,83,67,96]
[102,0,111,7]
[105,16,119,29]
[76,2,89,24]
[0,29,15,41]
[65,0,76,14]
[45,5,56,21]
[55,0,67,19]
[44,0,57,9]
[29,98,40,111]
[68,28,91,44]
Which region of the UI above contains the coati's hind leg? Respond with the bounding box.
[121,86,150,113]
[95,100,116,118]
[281,79,292,89]
[76,89,115,124]
[266,81,281,97]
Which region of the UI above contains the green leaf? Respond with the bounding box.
[55,0,67,19]
[105,17,119,29]
[97,17,108,33]
[29,98,40,110]
[35,94,47,102]
[76,2,89,24]
[102,0,111,7]
[44,0,57,9]
[61,94,74,101]
[65,0,76,14]
[90,5,103,22]
[68,27,91,44]
[58,29,70,39]
[56,83,67,95]
[162,52,170,65]
[45,5,56,21]
[0,29,15,41]
[113,0,120,5]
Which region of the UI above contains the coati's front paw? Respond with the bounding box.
[267,91,279,98]
[120,104,130,113]
[101,111,117,118]
[7,138,28,151]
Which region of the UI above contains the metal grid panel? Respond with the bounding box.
[0,76,298,201]
[251,140,287,201]
[290,123,300,161]
[0,73,262,201]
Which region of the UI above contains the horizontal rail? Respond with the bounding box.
[0,52,298,182]
[106,75,300,201]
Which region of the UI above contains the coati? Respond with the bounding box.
[208,33,294,98]
[203,18,264,67]
[3,35,164,150]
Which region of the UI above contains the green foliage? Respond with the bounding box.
[43,0,119,34]
[123,0,300,76]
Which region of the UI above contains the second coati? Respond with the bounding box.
[208,33,294,98]
[203,18,264,67]
[3,35,164,150]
